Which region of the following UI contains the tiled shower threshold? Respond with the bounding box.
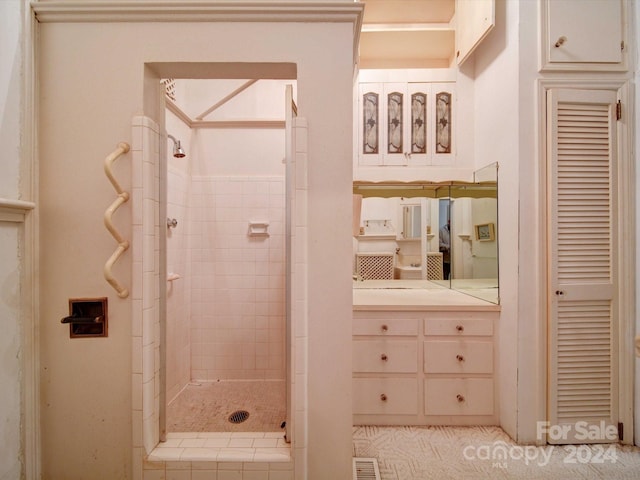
[148,431,291,463]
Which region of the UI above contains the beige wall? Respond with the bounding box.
[37,12,357,480]
[466,0,522,441]
[0,2,24,478]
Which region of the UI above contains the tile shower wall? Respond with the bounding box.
[190,176,286,381]
[131,116,162,457]
[166,165,192,403]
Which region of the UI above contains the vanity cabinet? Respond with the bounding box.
[541,0,627,72]
[353,309,497,425]
[422,313,494,417]
[353,316,420,416]
[358,82,455,167]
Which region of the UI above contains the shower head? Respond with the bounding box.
[167,134,186,158]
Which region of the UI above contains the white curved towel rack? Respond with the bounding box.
[103,142,131,298]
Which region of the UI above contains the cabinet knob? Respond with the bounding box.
[456,354,465,362]
[381,324,388,332]
[380,393,387,402]
[455,325,464,332]
[380,353,388,361]
[554,36,567,48]
[456,394,465,403]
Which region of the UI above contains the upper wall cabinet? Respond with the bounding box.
[359,1,496,69]
[359,0,456,69]
[358,82,455,167]
[455,0,495,66]
[541,0,628,72]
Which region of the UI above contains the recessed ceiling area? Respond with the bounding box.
[359,0,456,69]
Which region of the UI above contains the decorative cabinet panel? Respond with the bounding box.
[424,314,493,336]
[353,310,497,425]
[423,340,493,374]
[353,317,418,336]
[358,82,455,167]
[353,378,418,415]
[541,0,627,72]
[424,378,494,416]
[353,340,418,373]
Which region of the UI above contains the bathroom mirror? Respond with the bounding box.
[352,163,499,304]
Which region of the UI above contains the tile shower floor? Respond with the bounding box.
[353,425,640,480]
[167,380,286,432]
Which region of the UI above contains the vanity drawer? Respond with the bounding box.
[353,378,418,415]
[353,317,418,336]
[423,340,493,374]
[424,315,493,336]
[424,378,494,416]
[353,340,417,373]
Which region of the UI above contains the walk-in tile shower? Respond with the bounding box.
[163,80,291,435]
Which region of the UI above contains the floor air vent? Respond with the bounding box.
[228,410,250,424]
[353,458,381,480]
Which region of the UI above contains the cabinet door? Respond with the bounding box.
[383,83,430,166]
[455,0,495,66]
[547,88,619,444]
[431,83,455,166]
[382,83,409,166]
[358,83,383,165]
[358,82,455,167]
[542,0,626,71]
[406,83,429,166]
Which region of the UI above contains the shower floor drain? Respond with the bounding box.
[228,410,250,424]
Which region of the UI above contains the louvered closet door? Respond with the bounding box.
[547,89,618,444]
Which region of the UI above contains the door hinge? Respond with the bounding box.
[618,422,624,441]
[621,41,625,51]
[616,101,622,120]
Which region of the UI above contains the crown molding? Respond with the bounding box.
[31,1,364,24]
[31,1,364,66]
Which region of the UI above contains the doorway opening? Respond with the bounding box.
[159,76,297,442]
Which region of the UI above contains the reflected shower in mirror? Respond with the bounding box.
[352,163,498,304]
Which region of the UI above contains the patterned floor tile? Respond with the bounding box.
[353,426,640,480]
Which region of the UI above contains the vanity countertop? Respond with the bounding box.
[353,286,500,311]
